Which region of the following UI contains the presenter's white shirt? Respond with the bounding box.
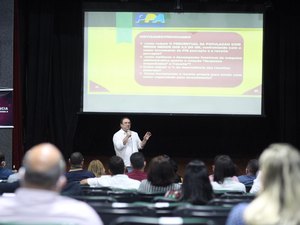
[113,129,142,167]
[87,174,141,190]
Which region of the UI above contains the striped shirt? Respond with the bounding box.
[138,180,181,194]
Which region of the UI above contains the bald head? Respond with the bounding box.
[21,143,66,190]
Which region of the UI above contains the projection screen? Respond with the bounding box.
[83,12,263,115]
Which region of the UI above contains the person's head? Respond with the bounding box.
[120,117,131,132]
[108,156,125,175]
[69,152,84,169]
[147,155,176,187]
[213,154,236,183]
[0,151,6,168]
[163,154,182,183]
[246,159,259,176]
[130,152,146,170]
[19,142,66,191]
[245,143,300,225]
[181,160,213,204]
[88,159,105,177]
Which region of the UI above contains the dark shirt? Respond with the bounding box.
[238,175,256,186]
[127,169,147,181]
[65,169,95,183]
[0,168,14,180]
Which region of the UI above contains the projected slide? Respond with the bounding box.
[83,12,263,115]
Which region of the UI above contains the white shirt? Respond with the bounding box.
[211,177,246,192]
[0,188,103,225]
[87,174,141,190]
[113,129,142,167]
[250,170,261,194]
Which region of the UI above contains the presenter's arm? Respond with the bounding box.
[113,131,131,151]
[140,131,152,149]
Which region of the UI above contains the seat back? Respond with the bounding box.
[72,195,117,203]
[110,216,216,225]
[89,202,157,225]
[173,204,232,225]
[207,198,252,207]
[137,192,165,202]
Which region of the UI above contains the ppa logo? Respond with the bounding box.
[135,13,165,26]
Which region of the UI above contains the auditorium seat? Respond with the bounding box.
[72,195,117,203]
[173,204,232,225]
[133,201,190,217]
[137,192,165,202]
[86,202,157,225]
[207,198,252,207]
[110,216,215,225]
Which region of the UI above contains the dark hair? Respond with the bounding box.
[181,160,213,204]
[213,155,236,184]
[247,159,259,175]
[0,152,5,163]
[147,155,176,186]
[108,156,125,175]
[130,152,145,170]
[70,152,84,167]
[120,117,130,125]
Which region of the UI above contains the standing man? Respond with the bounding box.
[113,117,151,172]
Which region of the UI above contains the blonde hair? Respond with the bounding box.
[244,143,300,225]
[88,160,105,177]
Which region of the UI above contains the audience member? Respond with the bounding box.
[211,154,246,192]
[164,154,183,183]
[249,170,261,194]
[209,154,239,182]
[88,159,106,177]
[81,155,140,190]
[226,143,300,225]
[138,155,181,193]
[238,159,259,186]
[165,160,213,204]
[65,152,95,183]
[0,142,103,225]
[127,152,147,181]
[0,151,14,180]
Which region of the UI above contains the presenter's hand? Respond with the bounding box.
[126,130,132,138]
[143,131,152,141]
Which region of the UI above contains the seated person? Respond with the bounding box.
[0,151,14,180]
[0,142,103,225]
[65,152,95,183]
[249,170,261,194]
[80,156,140,190]
[88,159,106,177]
[238,159,259,186]
[209,154,239,182]
[211,154,246,193]
[226,143,300,225]
[165,159,213,204]
[138,155,181,194]
[164,154,183,183]
[126,152,147,181]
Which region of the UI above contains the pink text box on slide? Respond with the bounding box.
[135,32,244,87]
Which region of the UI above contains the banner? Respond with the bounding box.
[0,89,13,128]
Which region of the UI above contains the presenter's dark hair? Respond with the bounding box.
[181,160,213,204]
[120,117,130,124]
[130,152,145,169]
[147,155,176,186]
[108,156,125,175]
